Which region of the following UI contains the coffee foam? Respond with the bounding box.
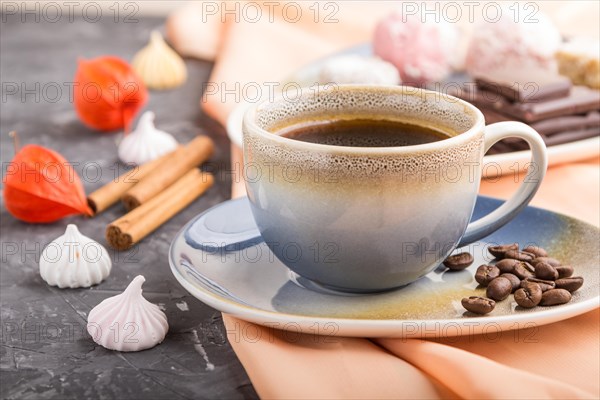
[244,86,483,180]
[245,134,483,181]
[255,86,476,135]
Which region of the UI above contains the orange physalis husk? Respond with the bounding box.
[73,56,148,133]
[3,144,93,223]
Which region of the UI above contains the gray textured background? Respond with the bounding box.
[0,13,258,399]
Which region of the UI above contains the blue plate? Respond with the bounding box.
[170,196,599,338]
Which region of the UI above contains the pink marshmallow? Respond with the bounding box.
[374,11,457,86]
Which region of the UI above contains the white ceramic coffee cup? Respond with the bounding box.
[243,85,547,292]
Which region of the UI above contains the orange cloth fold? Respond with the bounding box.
[224,316,452,399]
[168,2,599,398]
[376,336,596,400]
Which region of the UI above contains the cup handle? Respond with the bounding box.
[458,122,548,247]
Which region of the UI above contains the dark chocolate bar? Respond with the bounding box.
[531,111,600,135]
[488,126,599,154]
[487,141,516,155]
[480,110,600,136]
[544,127,600,146]
[480,107,511,124]
[453,85,600,123]
[475,68,572,103]
[446,83,599,154]
[508,86,600,122]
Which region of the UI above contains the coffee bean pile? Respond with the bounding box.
[445,244,584,315]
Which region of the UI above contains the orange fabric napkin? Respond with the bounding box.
[168,2,599,398]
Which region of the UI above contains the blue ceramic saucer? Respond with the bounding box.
[169,196,599,338]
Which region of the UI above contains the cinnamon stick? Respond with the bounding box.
[121,135,214,210]
[87,148,180,215]
[106,169,214,250]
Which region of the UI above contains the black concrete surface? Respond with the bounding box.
[0,13,258,400]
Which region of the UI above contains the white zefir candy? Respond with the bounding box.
[118,111,178,166]
[87,275,169,352]
[40,224,111,288]
[318,55,401,85]
[465,5,561,76]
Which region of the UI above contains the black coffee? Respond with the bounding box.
[279,119,450,147]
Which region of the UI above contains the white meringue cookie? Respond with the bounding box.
[318,55,400,85]
[87,275,169,352]
[40,224,111,289]
[133,30,187,90]
[118,111,178,166]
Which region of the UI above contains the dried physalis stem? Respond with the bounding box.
[9,131,20,153]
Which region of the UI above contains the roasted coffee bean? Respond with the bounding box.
[555,277,584,293]
[487,243,519,259]
[504,249,535,262]
[512,262,535,279]
[475,265,500,286]
[495,259,534,279]
[522,245,548,258]
[486,276,512,301]
[521,261,535,273]
[443,252,474,271]
[534,262,559,280]
[540,289,572,306]
[521,277,556,292]
[532,257,561,267]
[461,296,496,315]
[495,259,519,273]
[514,282,543,308]
[556,265,574,278]
[500,273,521,292]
